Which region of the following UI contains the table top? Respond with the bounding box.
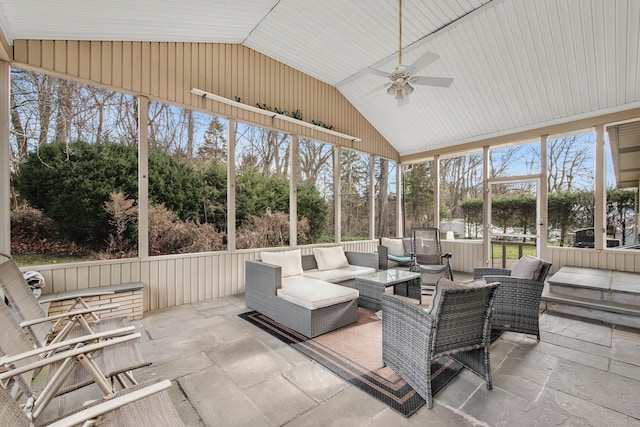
[356,269,421,286]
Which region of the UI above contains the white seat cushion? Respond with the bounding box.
[302,265,376,283]
[260,249,303,278]
[381,238,405,257]
[312,246,349,271]
[278,276,359,310]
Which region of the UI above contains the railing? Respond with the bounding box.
[491,240,536,269]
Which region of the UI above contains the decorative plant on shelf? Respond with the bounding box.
[255,103,333,130]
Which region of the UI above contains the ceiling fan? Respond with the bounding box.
[368,0,454,104]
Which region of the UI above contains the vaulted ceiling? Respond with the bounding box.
[0,0,639,166]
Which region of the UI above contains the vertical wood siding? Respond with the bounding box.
[12,40,397,160]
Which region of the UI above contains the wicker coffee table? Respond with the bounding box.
[353,269,422,312]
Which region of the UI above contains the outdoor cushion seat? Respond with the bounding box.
[302,265,376,283]
[277,276,359,310]
[387,254,413,263]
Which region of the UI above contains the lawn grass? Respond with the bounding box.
[491,241,536,259]
[13,254,95,267]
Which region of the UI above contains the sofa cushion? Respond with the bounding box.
[260,249,303,278]
[302,265,376,283]
[313,246,349,271]
[381,238,405,257]
[511,255,544,280]
[278,276,359,310]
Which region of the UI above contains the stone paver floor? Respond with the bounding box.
[45,274,640,426]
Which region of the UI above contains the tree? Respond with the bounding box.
[402,163,434,234]
[375,158,390,237]
[197,117,227,162]
[340,149,369,239]
[440,153,483,219]
[547,135,593,192]
[15,141,217,245]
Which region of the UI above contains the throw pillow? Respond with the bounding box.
[382,238,405,257]
[427,277,468,315]
[260,249,303,278]
[313,246,349,271]
[511,255,544,280]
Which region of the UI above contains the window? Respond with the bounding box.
[440,153,483,239]
[147,101,227,255]
[546,130,595,247]
[605,124,638,248]
[10,68,139,264]
[234,123,291,249]
[298,138,333,243]
[489,140,541,177]
[402,162,435,236]
[340,149,370,240]
[375,158,397,237]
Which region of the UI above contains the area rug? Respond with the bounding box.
[239,308,463,417]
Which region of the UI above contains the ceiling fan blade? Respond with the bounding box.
[366,68,392,78]
[406,51,440,74]
[411,76,454,88]
[359,82,391,98]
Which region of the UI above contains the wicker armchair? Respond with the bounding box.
[381,280,499,409]
[473,256,552,340]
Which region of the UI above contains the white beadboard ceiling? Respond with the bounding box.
[0,0,639,166]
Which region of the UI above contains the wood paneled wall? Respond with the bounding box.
[12,40,398,160]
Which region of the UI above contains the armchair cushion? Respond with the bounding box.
[511,255,544,280]
[260,249,304,278]
[380,238,405,257]
[313,246,349,271]
[427,277,468,315]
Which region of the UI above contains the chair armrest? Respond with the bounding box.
[473,267,511,280]
[381,294,433,363]
[344,251,378,269]
[0,326,137,365]
[483,275,545,297]
[245,260,282,296]
[18,303,120,329]
[0,333,141,381]
[441,253,453,260]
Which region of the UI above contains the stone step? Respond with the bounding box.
[542,284,640,329]
[542,266,640,329]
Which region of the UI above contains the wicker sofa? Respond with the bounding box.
[245,247,377,338]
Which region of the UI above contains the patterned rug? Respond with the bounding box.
[239,308,463,417]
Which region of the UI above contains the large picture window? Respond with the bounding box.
[440,153,483,239]
[10,68,139,263]
[298,138,333,243]
[402,162,435,236]
[340,149,370,240]
[147,101,227,255]
[375,158,397,238]
[546,129,595,247]
[234,123,291,249]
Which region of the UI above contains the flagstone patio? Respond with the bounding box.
[48,272,640,426]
